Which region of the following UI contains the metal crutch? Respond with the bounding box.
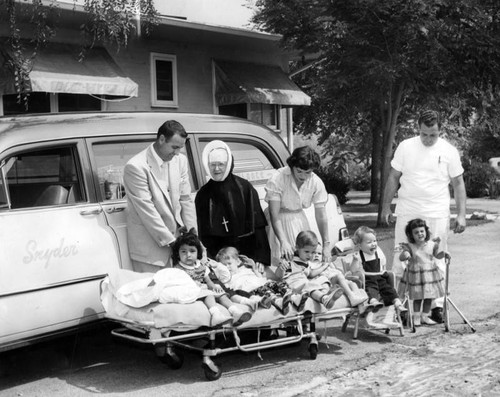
[401,267,415,333]
[443,256,476,333]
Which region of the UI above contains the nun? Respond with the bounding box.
[195,140,271,265]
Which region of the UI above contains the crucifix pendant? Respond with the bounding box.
[222,216,229,232]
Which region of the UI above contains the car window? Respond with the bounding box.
[92,141,193,201]
[1,146,85,209]
[198,140,276,187]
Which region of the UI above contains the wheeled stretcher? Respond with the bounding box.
[100,269,365,380]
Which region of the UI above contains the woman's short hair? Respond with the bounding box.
[171,229,204,264]
[418,110,441,129]
[286,146,321,170]
[405,218,431,243]
[295,230,319,249]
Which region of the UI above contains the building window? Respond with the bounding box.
[218,104,247,119]
[218,103,280,130]
[249,103,280,130]
[151,53,178,108]
[58,94,102,112]
[2,93,51,115]
[2,93,102,115]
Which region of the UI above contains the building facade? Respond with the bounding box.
[0,1,310,147]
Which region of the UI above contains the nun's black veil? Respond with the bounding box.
[195,149,270,264]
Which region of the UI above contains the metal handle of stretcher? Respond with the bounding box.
[110,327,217,345]
[231,320,305,353]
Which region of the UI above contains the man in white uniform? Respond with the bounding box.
[381,109,467,323]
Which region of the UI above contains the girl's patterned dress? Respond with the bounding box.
[398,242,444,300]
[175,260,216,298]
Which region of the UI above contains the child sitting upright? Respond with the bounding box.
[214,246,297,314]
[171,230,252,327]
[310,242,369,310]
[276,230,344,310]
[347,226,407,314]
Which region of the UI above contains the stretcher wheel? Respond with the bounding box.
[308,343,318,360]
[159,350,184,370]
[202,362,222,381]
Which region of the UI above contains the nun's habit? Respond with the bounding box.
[195,140,271,264]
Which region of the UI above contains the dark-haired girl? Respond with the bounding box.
[172,230,252,327]
[398,218,447,326]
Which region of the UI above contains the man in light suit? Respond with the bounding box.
[124,120,198,272]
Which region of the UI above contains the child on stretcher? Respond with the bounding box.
[309,242,371,312]
[171,230,252,327]
[213,246,303,314]
[275,230,345,310]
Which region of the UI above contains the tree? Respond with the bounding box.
[253,0,500,223]
[0,0,158,106]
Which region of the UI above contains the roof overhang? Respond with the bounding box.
[0,41,138,97]
[215,60,311,106]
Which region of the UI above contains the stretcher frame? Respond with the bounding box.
[105,305,358,381]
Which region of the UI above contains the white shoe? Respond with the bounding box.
[393,299,407,313]
[421,314,437,325]
[413,313,421,327]
[349,292,368,307]
[210,308,232,327]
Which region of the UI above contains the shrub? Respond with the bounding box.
[316,166,350,204]
[351,169,371,191]
[464,161,498,198]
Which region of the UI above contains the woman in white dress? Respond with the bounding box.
[265,146,331,266]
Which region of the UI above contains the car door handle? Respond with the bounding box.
[105,206,125,213]
[80,208,103,216]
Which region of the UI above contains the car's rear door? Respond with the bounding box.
[86,135,196,269]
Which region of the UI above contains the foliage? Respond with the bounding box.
[0,0,159,104]
[316,165,350,205]
[350,168,371,191]
[253,0,500,213]
[463,160,498,198]
[1,0,58,108]
[81,0,158,55]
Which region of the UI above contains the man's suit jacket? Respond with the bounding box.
[124,145,197,266]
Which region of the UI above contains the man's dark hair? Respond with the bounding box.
[418,110,441,129]
[286,146,321,170]
[157,120,188,141]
